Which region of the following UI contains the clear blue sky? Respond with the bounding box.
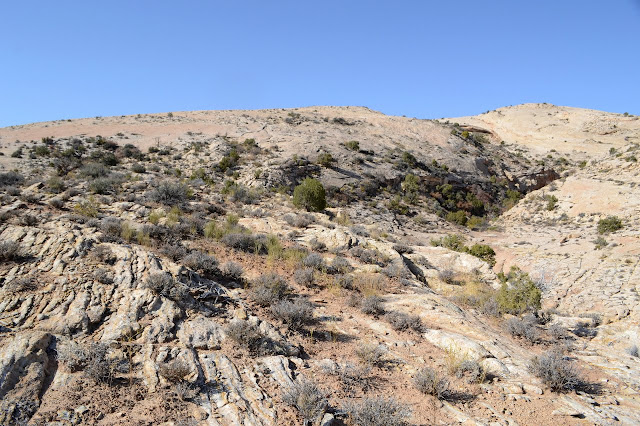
[1,1,639,127]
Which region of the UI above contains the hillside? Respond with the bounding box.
[0,104,638,425]
[447,103,639,157]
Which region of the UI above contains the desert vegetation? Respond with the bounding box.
[0,104,635,425]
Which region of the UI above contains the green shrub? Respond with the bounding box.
[217,149,239,172]
[221,180,260,204]
[131,163,146,173]
[265,234,284,259]
[467,244,496,266]
[545,195,558,211]
[46,176,66,193]
[401,151,417,167]
[89,175,121,194]
[316,152,334,167]
[385,196,407,215]
[497,267,541,314]
[504,189,522,208]
[34,144,50,157]
[466,216,485,230]
[293,178,326,212]
[402,173,419,203]
[431,234,466,251]
[190,167,213,183]
[80,162,110,178]
[431,235,496,266]
[344,140,360,151]
[597,216,623,234]
[116,143,143,160]
[446,210,468,226]
[593,236,608,249]
[74,197,100,217]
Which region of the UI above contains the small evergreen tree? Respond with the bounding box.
[497,267,541,314]
[293,178,326,212]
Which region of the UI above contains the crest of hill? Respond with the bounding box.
[447,103,640,157]
[0,106,541,193]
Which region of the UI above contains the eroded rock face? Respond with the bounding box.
[0,223,300,425]
[511,166,560,192]
[0,331,53,425]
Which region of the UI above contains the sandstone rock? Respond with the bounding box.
[423,329,493,360]
[522,383,543,395]
[0,331,52,424]
[176,315,223,349]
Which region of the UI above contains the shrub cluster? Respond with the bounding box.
[384,311,423,332]
[144,272,188,301]
[224,319,289,356]
[355,343,387,367]
[293,268,315,287]
[57,341,115,383]
[431,234,496,266]
[158,359,191,383]
[505,316,541,343]
[221,232,264,254]
[0,171,25,187]
[3,277,37,294]
[0,241,20,261]
[349,246,388,266]
[182,251,219,277]
[283,213,315,228]
[251,274,290,306]
[597,216,623,234]
[497,267,542,314]
[220,261,244,281]
[321,362,374,395]
[271,298,315,331]
[283,378,328,424]
[528,350,583,392]
[342,397,410,426]
[361,295,385,316]
[292,178,326,212]
[413,367,449,399]
[302,253,324,270]
[149,181,190,206]
[455,359,486,383]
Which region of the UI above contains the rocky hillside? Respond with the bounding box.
[0,104,638,425]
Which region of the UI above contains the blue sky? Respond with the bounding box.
[1,1,639,127]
